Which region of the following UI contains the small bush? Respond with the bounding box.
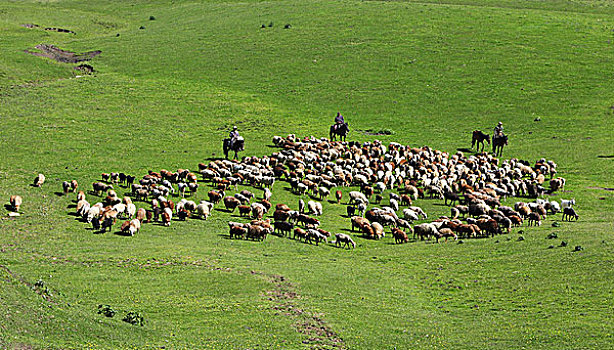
[97,304,116,318]
[123,311,144,326]
[149,16,156,20]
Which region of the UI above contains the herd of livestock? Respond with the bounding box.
[8,134,580,249]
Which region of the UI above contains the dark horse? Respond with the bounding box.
[330,123,350,142]
[492,134,508,157]
[471,130,490,152]
[223,138,244,160]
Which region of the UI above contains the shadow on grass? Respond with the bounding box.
[456,147,473,153]
[54,191,65,197]
[4,204,14,212]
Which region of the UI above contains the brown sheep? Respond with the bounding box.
[435,228,457,243]
[223,196,241,212]
[509,215,523,227]
[136,208,146,222]
[527,212,541,226]
[238,205,251,217]
[351,216,370,232]
[208,190,224,204]
[336,190,343,204]
[275,203,291,212]
[293,227,307,241]
[391,227,409,244]
[33,173,46,187]
[400,194,412,206]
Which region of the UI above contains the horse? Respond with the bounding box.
[330,123,349,142]
[223,137,244,160]
[471,130,490,152]
[492,134,508,157]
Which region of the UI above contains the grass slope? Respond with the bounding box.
[0,0,613,349]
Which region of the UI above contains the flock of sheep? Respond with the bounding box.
[6,134,580,249]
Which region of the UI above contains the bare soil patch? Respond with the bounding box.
[254,271,345,349]
[587,186,614,192]
[24,44,100,64]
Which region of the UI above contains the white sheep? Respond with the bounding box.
[408,206,427,219]
[349,191,368,205]
[128,219,141,236]
[403,209,420,221]
[389,198,399,212]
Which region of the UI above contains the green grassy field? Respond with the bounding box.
[1,0,613,349]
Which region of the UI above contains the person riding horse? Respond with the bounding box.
[229,126,240,149]
[333,112,347,131]
[493,122,504,139]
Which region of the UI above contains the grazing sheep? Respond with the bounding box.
[76,199,90,217]
[306,229,327,245]
[238,205,251,217]
[371,222,384,239]
[348,191,368,205]
[128,219,141,236]
[561,199,576,210]
[405,185,419,201]
[450,207,460,220]
[196,202,214,220]
[298,198,306,213]
[77,190,86,202]
[9,195,22,212]
[307,200,323,216]
[273,221,294,236]
[263,188,272,202]
[435,228,457,243]
[346,205,356,217]
[224,196,241,212]
[251,203,265,219]
[389,198,399,212]
[527,212,541,226]
[229,224,248,239]
[33,173,45,187]
[293,227,308,241]
[391,227,409,244]
[548,201,561,214]
[400,194,412,206]
[408,206,427,219]
[413,223,438,241]
[177,208,190,221]
[562,207,579,221]
[86,206,101,223]
[334,233,356,249]
[161,212,171,226]
[136,208,146,222]
[273,209,291,222]
[318,187,330,200]
[62,181,72,194]
[403,209,420,222]
[336,190,343,204]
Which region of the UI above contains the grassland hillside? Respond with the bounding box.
[0,0,613,349]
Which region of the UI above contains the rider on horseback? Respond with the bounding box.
[229,126,240,148]
[334,112,346,131]
[493,122,504,138]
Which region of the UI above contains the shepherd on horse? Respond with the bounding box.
[492,122,508,157]
[330,112,349,141]
[223,126,244,160]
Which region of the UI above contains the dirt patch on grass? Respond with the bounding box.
[25,44,100,63]
[587,186,614,191]
[254,271,345,349]
[21,23,76,35]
